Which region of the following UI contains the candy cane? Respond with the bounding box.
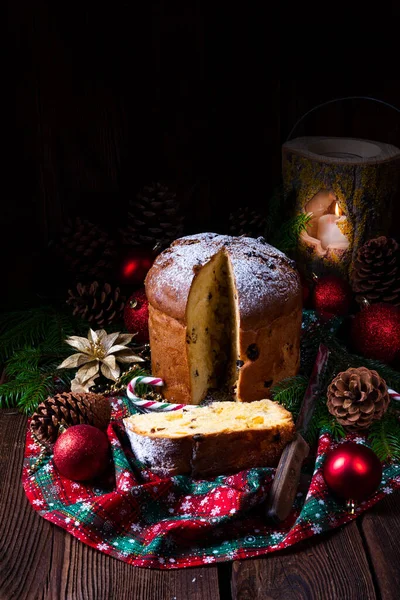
[126,376,185,411]
[389,388,400,401]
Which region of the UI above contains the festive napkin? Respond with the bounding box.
[22,397,400,569]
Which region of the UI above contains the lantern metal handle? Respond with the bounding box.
[286,96,400,142]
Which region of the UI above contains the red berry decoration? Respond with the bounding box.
[351,302,400,364]
[123,288,149,342]
[119,247,155,286]
[323,442,382,507]
[53,424,110,481]
[313,275,352,318]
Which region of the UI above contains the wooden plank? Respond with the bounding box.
[360,490,400,600]
[231,522,376,600]
[0,411,220,600]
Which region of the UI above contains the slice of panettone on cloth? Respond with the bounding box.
[22,395,400,569]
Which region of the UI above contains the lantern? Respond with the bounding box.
[282,136,400,279]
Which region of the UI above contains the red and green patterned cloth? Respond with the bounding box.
[22,397,400,569]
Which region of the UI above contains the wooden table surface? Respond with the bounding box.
[1,409,399,600]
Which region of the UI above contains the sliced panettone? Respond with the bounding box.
[124,399,295,478]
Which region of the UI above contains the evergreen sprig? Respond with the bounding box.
[271,375,308,419]
[369,414,400,462]
[270,212,313,254]
[0,306,87,363]
[0,306,93,413]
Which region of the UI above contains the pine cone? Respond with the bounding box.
[327,367,390,430]
[67,281,126,326]
[228,207,267,238]
[120,182,184,249]
[30,392,111,445]
[351,236,400,307]
[53,218,117,282]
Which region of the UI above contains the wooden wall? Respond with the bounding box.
[8,2,400,300]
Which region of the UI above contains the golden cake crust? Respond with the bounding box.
[145,233,302,404]
[146,233,301,329]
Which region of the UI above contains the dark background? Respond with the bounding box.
[9,2,400,303]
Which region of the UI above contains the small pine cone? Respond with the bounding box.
[327,367,390,430]
[351,236,400,307]
[121,182,184,249]
[30,392,111,445]
[67,281,126,327]
[53,217,117,282]
[228,207,267,238]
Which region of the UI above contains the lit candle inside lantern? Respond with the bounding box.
[317,203,349,250]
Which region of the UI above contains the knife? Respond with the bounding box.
[266,343,330,522]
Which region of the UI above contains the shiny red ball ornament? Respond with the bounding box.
[313,275,352,318]
[351,303,400,364]
[53,424,110,481]
[323,442,382,504]
[123,288,149,342]
[119,247,155,286]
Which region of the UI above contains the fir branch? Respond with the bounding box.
[270,213,313,254]
[369,414,400,462]
[16,372,55,415]
[0,308,52,361]
[0,378,33,408]
[271,375,308,419]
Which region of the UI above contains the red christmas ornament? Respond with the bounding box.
[313,275,352,318]
[351,303,400,364]
[323,442,382,507]
[119,247,155,286]
[53,424,110,481]
[123,288,149,342]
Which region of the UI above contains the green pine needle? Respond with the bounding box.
[271,375,308,419]
[369,414,400,462]
[270,213,313,254]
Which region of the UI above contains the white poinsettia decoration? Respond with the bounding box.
[58,329,144,392]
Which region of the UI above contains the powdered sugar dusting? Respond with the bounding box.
[124,418,185,475]
[227,236,300,328]
[145,233,230,321]
[146,233,300,326]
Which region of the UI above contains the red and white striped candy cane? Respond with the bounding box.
[389,388,400,401]
[126,376,185,411]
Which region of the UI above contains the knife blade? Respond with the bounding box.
[266,343,330,522]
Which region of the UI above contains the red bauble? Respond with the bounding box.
[123,288,149,342]
[313,275,352,318]
[119,247,155,286]
[351,303,400,364]
[323,442,382,502]
[53,424,110,481]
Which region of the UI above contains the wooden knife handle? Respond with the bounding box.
[266,433,310,522]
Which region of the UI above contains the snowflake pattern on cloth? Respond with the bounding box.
[22,397,400,570]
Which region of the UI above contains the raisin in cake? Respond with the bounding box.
[145,233,302,404]
[124,399,295,478]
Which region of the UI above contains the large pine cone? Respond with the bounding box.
[30,392,111,445]
[327,367,390,430]
[53,218,117,282]
[351,236,400,307]
[67,281,126,326]
[120,182,184,249]
[228,206,267,238]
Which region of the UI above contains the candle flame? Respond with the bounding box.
[335,202,340,217]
